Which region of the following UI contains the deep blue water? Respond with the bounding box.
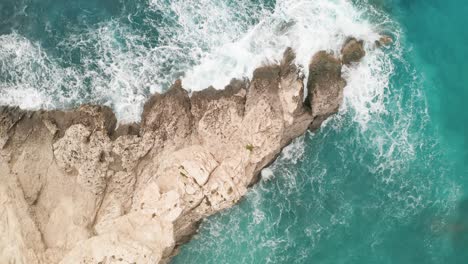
[1,0,467,263]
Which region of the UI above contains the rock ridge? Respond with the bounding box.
[0,39,368,264]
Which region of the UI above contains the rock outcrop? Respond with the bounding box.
[375,34,393,47]
[306,51,347,130]
[0,39,367,263]
[341,37,366,65]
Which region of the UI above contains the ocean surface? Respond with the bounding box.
[1,0,467,263]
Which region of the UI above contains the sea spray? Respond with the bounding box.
[0,0,273,122]
[1,0,391,124]
[183,0,384,91]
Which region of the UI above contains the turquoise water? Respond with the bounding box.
[1,0,467,263]
[173,1,468,263]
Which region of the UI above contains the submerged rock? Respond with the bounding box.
[0,40,367,264]
[375,34,393,47]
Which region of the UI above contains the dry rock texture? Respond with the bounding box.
[0,41,366,263]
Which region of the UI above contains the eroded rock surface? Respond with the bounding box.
[0,39,367,264]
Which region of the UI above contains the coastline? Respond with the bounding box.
[0,38,372,263]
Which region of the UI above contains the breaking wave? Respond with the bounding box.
[2,0,392,125]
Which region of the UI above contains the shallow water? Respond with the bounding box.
[1,0,467,263]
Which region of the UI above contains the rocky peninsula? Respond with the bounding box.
[0,38,369,263]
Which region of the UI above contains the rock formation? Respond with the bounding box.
[0,39,368,263]
[341,37,366,65]
[306,51,347,130]
[375,34,393,47]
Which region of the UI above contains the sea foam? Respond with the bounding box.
[1,0,394,125]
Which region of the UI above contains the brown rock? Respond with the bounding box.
[190,78,247,124]
[306,51,346,130]
[375,34,393,47]
[341,37,366,65]
[141,79,192,142]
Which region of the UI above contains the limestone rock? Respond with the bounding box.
[0,41,368,264]
[141,80,192,143]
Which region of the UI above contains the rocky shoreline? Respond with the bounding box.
[0,38,370,263]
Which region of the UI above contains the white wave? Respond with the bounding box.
[0,0,395,125]
[0,33,63,109]
[261,168,275,181]
[183,0,381,88]
[279,136,306,163]
[182,0,399,131]
[0,87,49,109]
[0,0,272,122]
[342,47,393,128]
